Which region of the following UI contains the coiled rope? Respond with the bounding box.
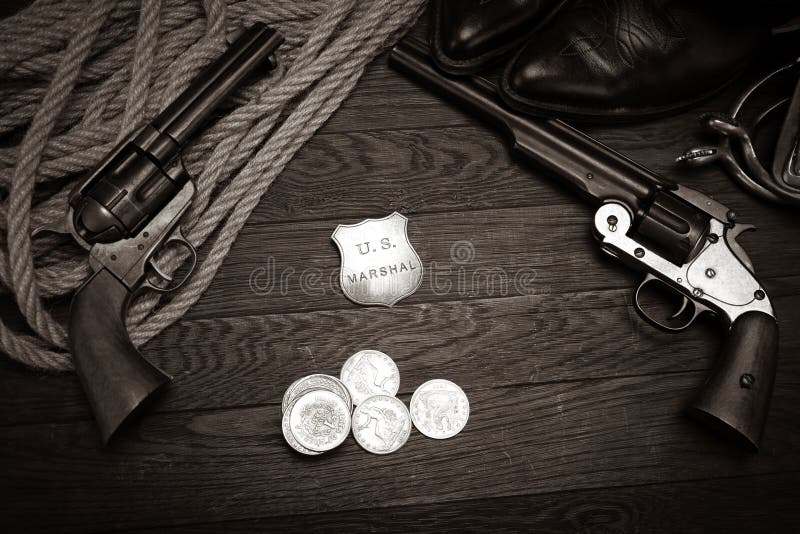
[0,0,426,371]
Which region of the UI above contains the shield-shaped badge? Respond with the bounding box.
[332,212,423,306]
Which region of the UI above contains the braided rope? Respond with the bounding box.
[0,0,426,371]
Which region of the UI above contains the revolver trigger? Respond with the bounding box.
[669,295,691,320]
[167,228,198,280]
[634,275,702,333]
[143,228,197,293]
[147,258,173,283]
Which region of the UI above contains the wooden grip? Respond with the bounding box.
[687,311,778,451]
[69,269,171,444]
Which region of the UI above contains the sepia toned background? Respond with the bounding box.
[1,3,799,532]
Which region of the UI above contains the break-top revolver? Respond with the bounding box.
[390,37,778,450]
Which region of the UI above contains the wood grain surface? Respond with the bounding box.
[2,9,800,533]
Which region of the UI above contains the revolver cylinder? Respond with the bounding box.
[636,191,710,265]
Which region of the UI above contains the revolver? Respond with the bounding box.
[390,37,778,450]
[62,23,283,444]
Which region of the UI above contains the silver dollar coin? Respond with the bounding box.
[282,395,322,456]
[351,395,411,455]
[340,350,400,405]
[410,379,469,439]
[282,374,352,414]
[288,389,351,452]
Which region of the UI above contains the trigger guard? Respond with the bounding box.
[144,235,197,293]
[634,278,698,333]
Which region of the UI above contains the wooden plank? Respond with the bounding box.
[1,12,799,534]
[1,288,797,425]
[5,102,798,428]
[184,204,800,321]
[2,369,799,531]
[126,472,800,533]
[2,10,799,533]
[2,139,799,423]
[238,122,800,230]
[4,32,799,430]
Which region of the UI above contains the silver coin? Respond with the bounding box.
[352,395,411,455]
[288,389,351,452]
[282,395,322,456]
[410,379,469,439]
[282,374,352,414]
[340,350,400,405]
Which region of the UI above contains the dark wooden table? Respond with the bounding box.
[2,13,800,533]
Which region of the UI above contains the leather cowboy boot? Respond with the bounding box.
[430,0,570,74]
[499,0,772,122]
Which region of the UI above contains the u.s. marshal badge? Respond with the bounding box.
[332,212,423,306]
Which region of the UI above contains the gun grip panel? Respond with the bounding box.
[69,269,171,444]
[687,311,778,451]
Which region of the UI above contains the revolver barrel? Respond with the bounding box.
[69,23,283,245]
[389,37,710,265]
[152,24,283,146]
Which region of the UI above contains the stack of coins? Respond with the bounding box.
[281,374,353,456]
[282,350,470,456]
